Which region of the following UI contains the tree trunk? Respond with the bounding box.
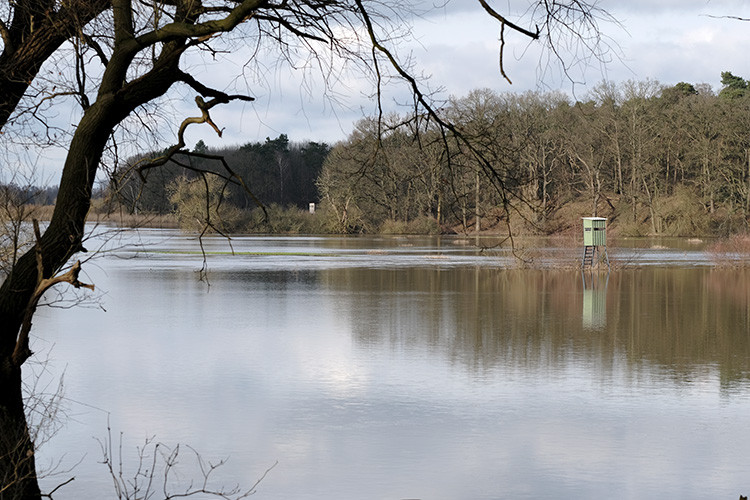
[436,188,442,226]
[0,104,113,500]
[0,0,109,132]
[475,169,480,232]
[0,37,182,497]
[0,363,41,500]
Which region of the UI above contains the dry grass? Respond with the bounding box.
[89,211,179,228]
[25,204,180,229]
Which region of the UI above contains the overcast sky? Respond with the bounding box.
[202,0,750,149]
[14,0,750,184]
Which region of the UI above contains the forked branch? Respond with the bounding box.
[136,80,254,181]
[477,0,540,40]
[131,82,265,215]
[11,220,95,367]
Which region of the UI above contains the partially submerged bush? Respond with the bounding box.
[408,216,441,235]
[379,217,441,235]
[245,204,330,234]
[312,200,369,234]
[379,219,409,234]
[168,175,248,233]
[707,234,750,267]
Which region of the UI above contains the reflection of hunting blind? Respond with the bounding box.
[581,217,610,270]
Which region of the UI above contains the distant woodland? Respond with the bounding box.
[97,73,750,236]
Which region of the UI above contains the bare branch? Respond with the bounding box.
[704,14,750,22]
[129,0,267,50]
[499,23,511,85]
[478,0,540,39]
[135,91,253,182]
[355,0,515,219]
[42,476,76,498]
[98,426,275,499]
[11,220,95,367]
[176,71,256,104]
[81,32,110,67]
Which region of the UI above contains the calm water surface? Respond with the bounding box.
[29,230,750,499]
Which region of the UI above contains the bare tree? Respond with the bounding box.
[98,423,276,500]
[0,0,612,497]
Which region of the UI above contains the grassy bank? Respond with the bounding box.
[87,198,750,239]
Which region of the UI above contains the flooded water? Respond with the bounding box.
[29,230,750,499]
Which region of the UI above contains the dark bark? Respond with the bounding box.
[0,0,109,130]
[0,13,185,500]
[0,74,177,500]
[0,365,40,500]
[0,2,241,496]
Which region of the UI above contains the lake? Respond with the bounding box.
[28,229,750,499]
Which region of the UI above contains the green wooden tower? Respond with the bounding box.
[581,217,610,270]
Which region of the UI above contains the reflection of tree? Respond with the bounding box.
[620,268,750,388]
[321,266,750,387]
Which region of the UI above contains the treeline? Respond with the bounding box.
[111,134,330,221]
[0,183,58,206]
[110,73,750,236]
[319,73,750,236]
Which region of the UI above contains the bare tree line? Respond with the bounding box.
[319,76,750,236]
[111,75,750,238]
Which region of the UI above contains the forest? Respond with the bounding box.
[108,134,331,232]
[104,72,750,237]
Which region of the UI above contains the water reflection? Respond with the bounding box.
[582,270,609,330]
[318,266,750,387]
[26,234,750,499]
